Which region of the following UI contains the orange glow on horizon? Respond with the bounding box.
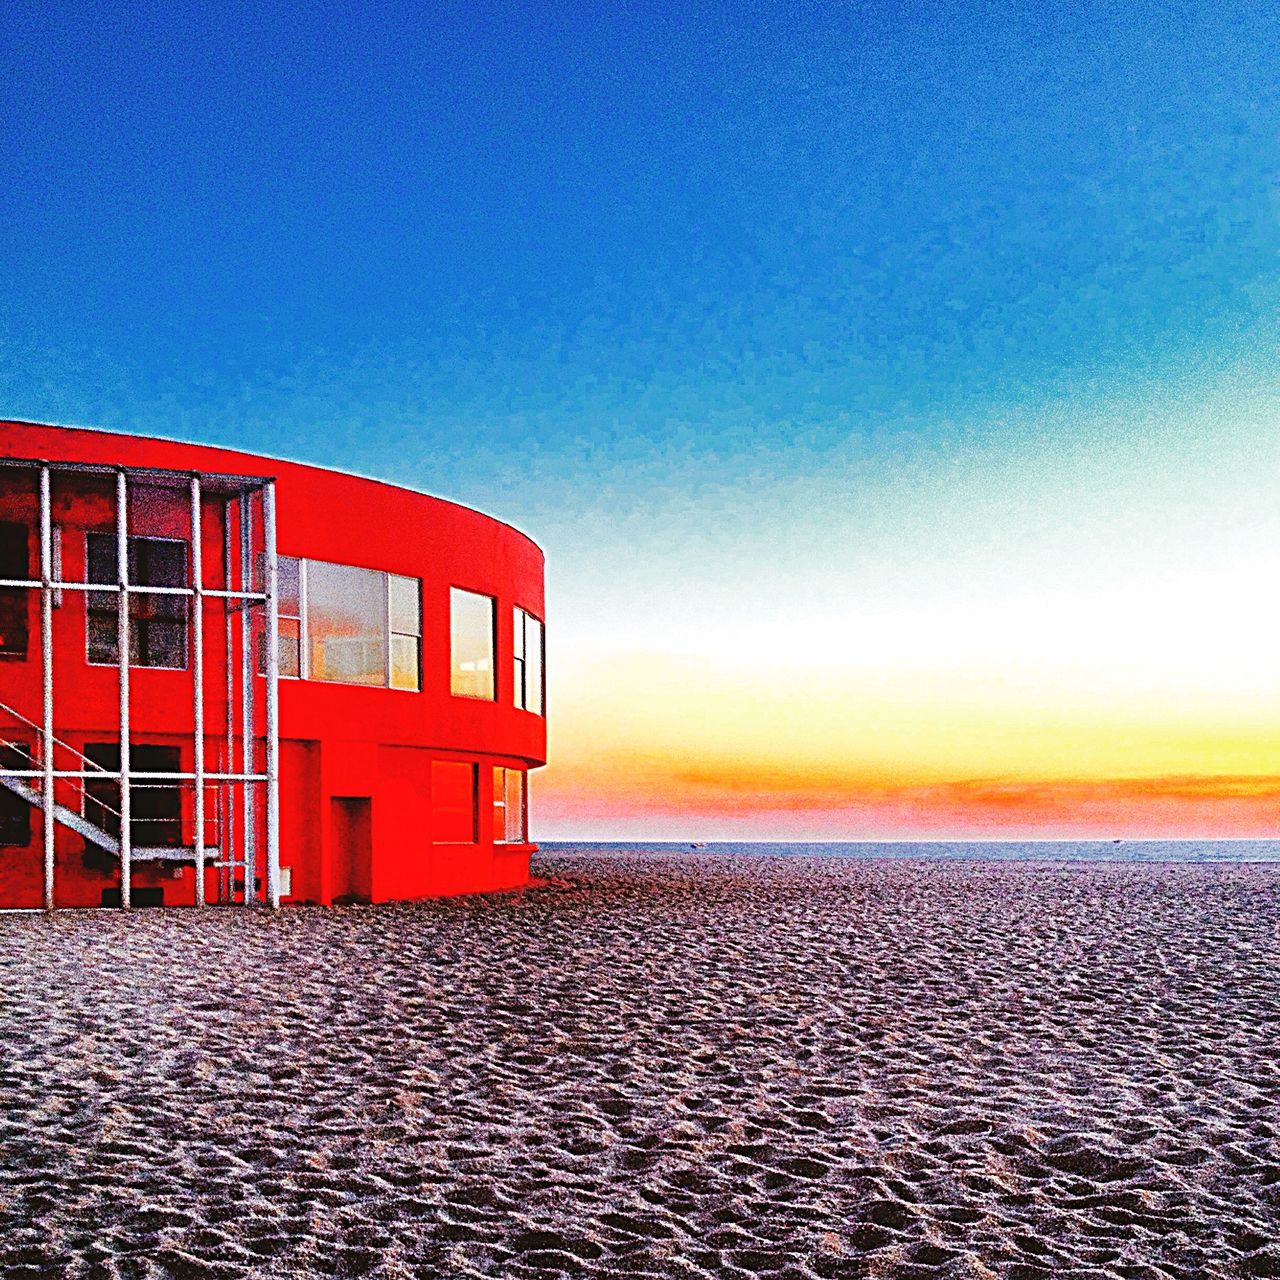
[537,646,1280,839]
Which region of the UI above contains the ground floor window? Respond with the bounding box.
[84,743,183,848]
[431,761,477,843]
[492,767,527,843]
[0,741,32,846]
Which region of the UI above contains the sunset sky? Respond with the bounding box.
[3,2,1279,838]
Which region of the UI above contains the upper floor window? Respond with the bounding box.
[513,607,544,716]
[450,588,494,700]
[388,574,421,691]
[86,533,188,669]
[269,556,421,691]
[306,559,387,686]
[277,554,302,678]
[0,522,30,660]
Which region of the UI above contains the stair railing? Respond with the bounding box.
[0,697,220,852]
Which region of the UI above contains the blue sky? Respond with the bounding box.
[3,1,1279,835]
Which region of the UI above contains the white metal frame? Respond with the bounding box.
[0,457,281,910]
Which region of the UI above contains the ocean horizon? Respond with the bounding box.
[540,838,1280,863]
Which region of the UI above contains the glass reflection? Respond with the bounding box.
[450,588,494,699]
[307,560,386,686]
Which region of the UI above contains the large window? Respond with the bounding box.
[492,767,527,844]
[513,607,544,715]
[84,743,182,848]
[0,523,29,660]
[306,559,387,686]
[0,742,32,846]
[268,557,421,691]
[432,761,477,843]
[86,534,188,669]
[451,588,495,700]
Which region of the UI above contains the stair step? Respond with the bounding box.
[132,846,222,862]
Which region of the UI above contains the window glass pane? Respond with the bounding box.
[136,538,186,588]
[86,533,189,669]
[0,523,28,579]
[0,523,28,659]
[278,556,301,616]
[389,574,420,636]
[141,620,186,669]
[527,616,543,716]
[86,532,116,585]
[130,745,183,847]
[0,742,32,845]
[505,770,526,842]
[432,761,476,843]
[83,743,181,846]
[86,534,117,662]
[306,560,387,686]
[390,634,419,691]
[512,607,525,659]
[133,539,188,668]
[492,766,507,842]
[87,613,116,665]
[0,604,30,649]
[450,588,494,699]
[279,616,301,678]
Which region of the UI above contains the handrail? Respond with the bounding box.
[0,697,222,842]
[0,730,125,825]
[0,696,112,773]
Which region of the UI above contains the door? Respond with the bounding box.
[330,797,372,904]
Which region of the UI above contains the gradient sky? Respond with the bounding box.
[3,1,1279,838]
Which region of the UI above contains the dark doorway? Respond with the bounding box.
[84,744,183,848]
[330,797,372,904]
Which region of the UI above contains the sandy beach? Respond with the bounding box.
[1,851,1277,1279]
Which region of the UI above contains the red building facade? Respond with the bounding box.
[0,421,546,910]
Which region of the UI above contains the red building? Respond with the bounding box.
[0,421,545,910]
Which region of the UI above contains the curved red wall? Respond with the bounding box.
[0,420,546,909]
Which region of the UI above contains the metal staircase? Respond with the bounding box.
[0,702,221,865]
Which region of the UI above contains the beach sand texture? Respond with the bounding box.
[1,853,1277,1279]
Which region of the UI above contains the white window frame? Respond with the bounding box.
[272,557,420,691]
[388,572,422,692]
[493,766,528,844]
[513,606,544,715]
[85,531,190,671]
[450,586,496,701]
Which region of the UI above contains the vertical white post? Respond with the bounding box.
[39,466,54,911]
[116,470,131,909]
[190,476,206,905]
[262,481,281,909]
[239,492,256,902]
[223,498,234,904]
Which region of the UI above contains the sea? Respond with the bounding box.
[539,840,1280,863]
